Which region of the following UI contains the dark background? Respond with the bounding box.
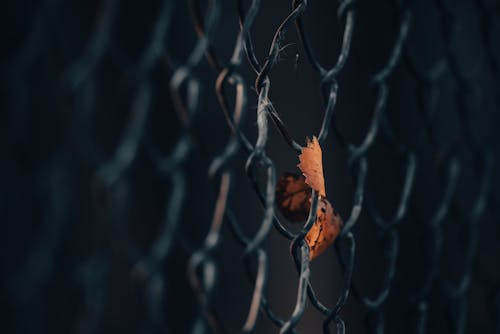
[1,0,500,333]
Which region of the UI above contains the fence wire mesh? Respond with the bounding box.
[2,0,500,333]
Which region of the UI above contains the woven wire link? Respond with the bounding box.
[2,0,500,333]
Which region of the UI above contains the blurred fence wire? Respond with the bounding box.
[2,0,500,333]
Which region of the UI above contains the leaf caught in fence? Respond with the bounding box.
[276,136,342,260]
[298,136,326,197]
[275,173,343,260]
[305,197,343,260]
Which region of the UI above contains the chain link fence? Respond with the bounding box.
[2,0,500,333]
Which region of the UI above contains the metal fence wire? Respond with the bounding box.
[2,0,500,333]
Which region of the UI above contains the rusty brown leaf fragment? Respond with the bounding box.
[305,197,343,260]
[275,172,312,222]
[297,136,326,198]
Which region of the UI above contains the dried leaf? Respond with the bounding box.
[297,136,326,197]
[277,136,341,259]
[275,172,312,222]
[305,197,343,260]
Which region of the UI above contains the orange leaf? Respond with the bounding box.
[297,136,326,198]
[275,173,312,222]
[305,198,343,260]
[277,136,343,259]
